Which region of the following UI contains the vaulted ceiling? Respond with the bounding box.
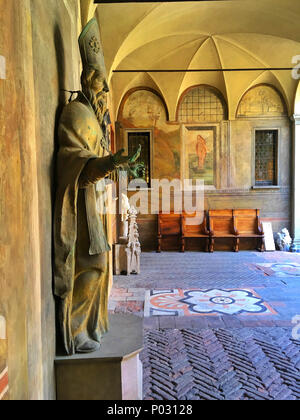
[96,0,300,119]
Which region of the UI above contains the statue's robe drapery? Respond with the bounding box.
[54,93,115,355]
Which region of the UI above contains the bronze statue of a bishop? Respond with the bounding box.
[54,18,141,355]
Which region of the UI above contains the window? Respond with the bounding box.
[128,131,151,188]
[178,86,226,123]
[255,130,278,186]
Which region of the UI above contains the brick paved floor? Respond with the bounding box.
[141,328,300,400]
[110,251,300,400]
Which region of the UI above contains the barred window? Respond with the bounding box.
[178,86,226,123]
[255,130,278,186]
[128,132,151,188]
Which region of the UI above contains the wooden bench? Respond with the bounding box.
[208,210,238,252]
[158,209,265,253]
[157,212,182,253]
[182,212,210,252]
[208,209,265,252]
[234,209,265,252]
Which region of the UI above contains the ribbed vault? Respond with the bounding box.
[96,0,300,119]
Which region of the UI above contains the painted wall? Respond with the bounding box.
[117,87,291,250]
[119,89,181,181]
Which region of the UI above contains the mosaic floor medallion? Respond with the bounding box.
[144,289,276,317]
[254,263,300,278]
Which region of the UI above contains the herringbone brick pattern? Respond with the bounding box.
[141,328,300,400]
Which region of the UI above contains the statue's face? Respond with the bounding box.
[91,70,109,96]
[81,67,109,124]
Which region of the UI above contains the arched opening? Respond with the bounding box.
[292,81,300,249]
[176,85,228,123]
[294,81,300,116]
[117,87,170,123]
[117,87,179,184]
[236,84,288,119]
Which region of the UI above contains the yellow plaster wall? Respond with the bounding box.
[0,0,84,400]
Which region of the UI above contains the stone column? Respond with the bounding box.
[292,115,300,251]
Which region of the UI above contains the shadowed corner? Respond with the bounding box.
[53,23,68,356]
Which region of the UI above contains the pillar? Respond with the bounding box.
[292,115,300,251]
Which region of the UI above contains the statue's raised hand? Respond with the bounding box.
[111,145,141,167]
[129,162,146,179]
[128,145,141,164]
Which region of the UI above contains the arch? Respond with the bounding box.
[176,84,228,123]
[236,83,288,119]
[117,87,170,122]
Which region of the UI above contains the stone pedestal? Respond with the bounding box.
[55,314,143,400]
[113,243,128,275]
[113,206,141,275]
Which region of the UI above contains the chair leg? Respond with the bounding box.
[157,236,162,253]
[181,237,185,253]
[209,238,214,253]
[234,238,240,252]
[205,238,209,253]
[256,237,265,252]
[256,238,261,252]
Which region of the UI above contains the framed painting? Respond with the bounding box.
[183,126,216,187]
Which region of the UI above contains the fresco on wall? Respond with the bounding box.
[120,90,181,180]
[185,127,215,186]
[237,85,286,118]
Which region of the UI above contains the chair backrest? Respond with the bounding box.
[234,209,260,234]
[208,210,234,234]
[158,213,182,235]
[183,211,207,234]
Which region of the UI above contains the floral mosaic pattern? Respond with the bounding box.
[144,289,275,317]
